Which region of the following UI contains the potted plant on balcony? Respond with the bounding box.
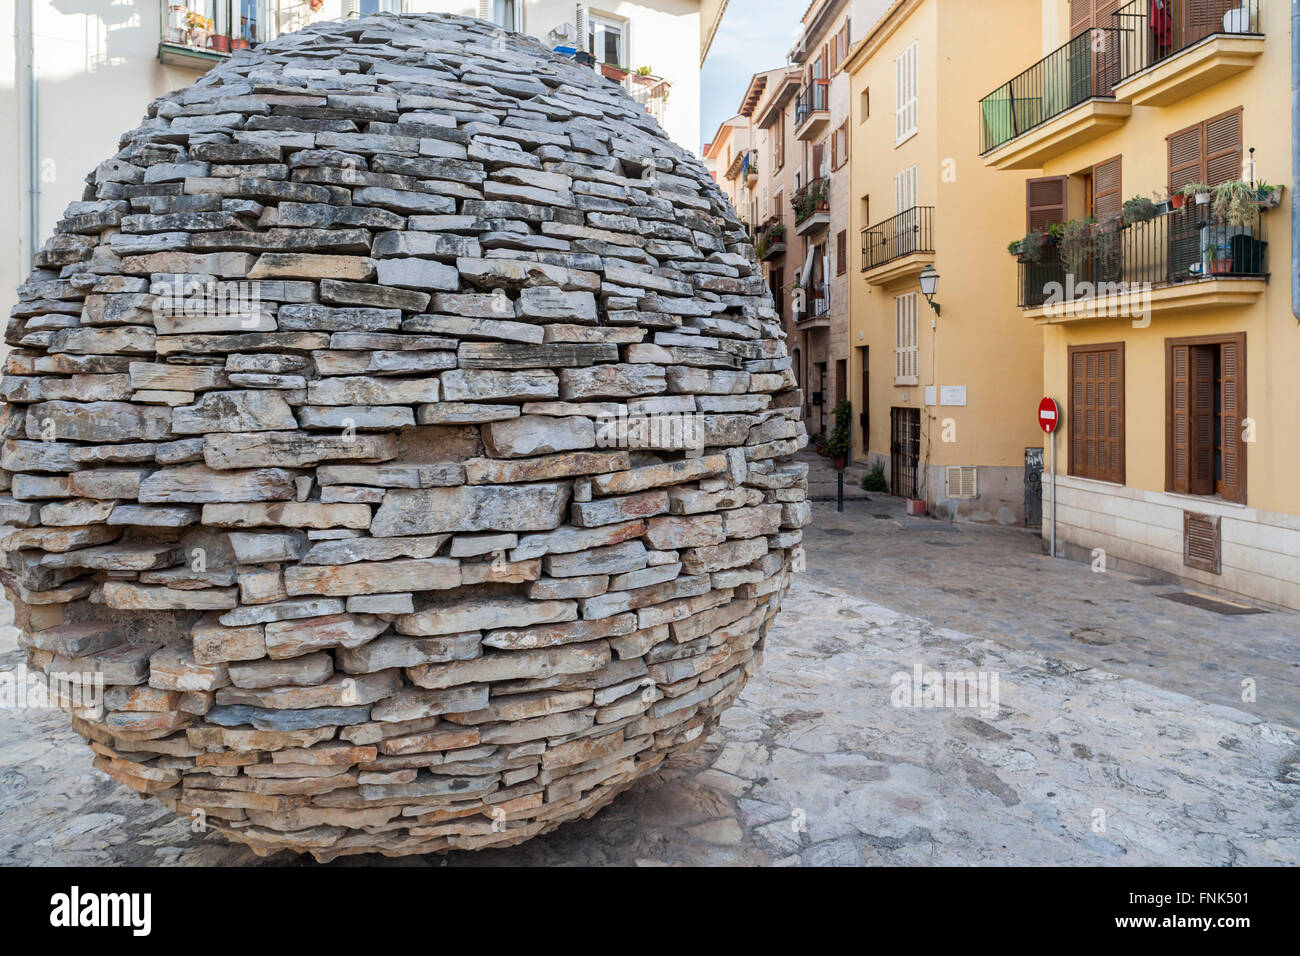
[1183,182,1213,206]
[1122,195,1158,225]
[1204,237,1234,275]
[826,400,852,470]
[1059,217,1095,277]
[1212,179,1260,227]
[1252,180,1283,208]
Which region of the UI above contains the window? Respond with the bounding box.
[771,267,784,320]
[860,195,870,228]
[772,111,786,172]
[895,165,917,213]
[1168,107,1243,193]
[475,0,517,28]
[895,40,918,145]
[772,187,784,220]
[859,87,870,123]
[831,122,849,170]
[1025,175,1067,231]
[1091,156,1121,218]
[1167,334,1245,503]
[812,143,825,179]
[1068,343,1125,483]
[588,13,626,68]
[894,293,918,385]
[830,19,851,73]
[836,231,847,275]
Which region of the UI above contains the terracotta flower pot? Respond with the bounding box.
[1171,194,1186,210]
[833,455,847,470]
[1210,259,1234,275]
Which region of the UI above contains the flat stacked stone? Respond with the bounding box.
[0,12,808,859]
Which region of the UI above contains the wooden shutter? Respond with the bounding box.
[1069,344,1124,483]
[1026,175,1067,232]
[1218,333,1245,503]
[1092,156,1121,218]
[1189,345,1215,494]
[1070,0,1093,34]
[1169,342,1191,493]
[836,230,847,275]
[1205,107,1243,186]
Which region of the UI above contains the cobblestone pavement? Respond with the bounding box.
[1,497,1297,866]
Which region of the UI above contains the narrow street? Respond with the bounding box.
[3,462,1296,866]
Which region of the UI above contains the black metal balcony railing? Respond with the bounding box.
[980,27,1122,154]
[860,206,935,272]
[795,80,829,127]
[1017,206,1268,309]
[806,283,829,319]
[792,177,829,225]
[1115,0,1261,82]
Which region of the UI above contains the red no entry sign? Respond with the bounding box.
[1038,397,1060,433]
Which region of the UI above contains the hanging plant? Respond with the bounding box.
[1211,179,1259,227]
[1058,217,1094,277]
[1122,195,1158,225]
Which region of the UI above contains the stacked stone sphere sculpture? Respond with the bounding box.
[0,13,809,859]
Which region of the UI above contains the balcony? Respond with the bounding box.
[726,149,758,184]
[1017,205,1268,323]
[1113,0,1263,107]
[755,217,787,261]
[158,0,270,68]
[792,177,830,235]
[794,80,830,140]
[860,206,935,286]
[623,70,672,128]
[979,27,1131,169]
[798,283,829,325]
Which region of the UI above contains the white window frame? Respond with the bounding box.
[894,292,919,385]
[895,40,918,146]
[589,12,628,69]
[477,0,521,30]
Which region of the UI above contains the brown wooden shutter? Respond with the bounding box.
[1205,107,1243,186]
[1092,156,1121,218]
[1190,345,1215,494]
[1167,123,1203,191]
[1069,344,1124,483]
[1218,333,1245,503]
[836,230,847,274]
[1070,0,1093,34]
[1026,175,1068,232]
[1169,343,1191,493]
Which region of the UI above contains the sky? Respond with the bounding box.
[700,0,810,151]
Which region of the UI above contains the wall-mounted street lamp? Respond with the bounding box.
[918,264,940,316]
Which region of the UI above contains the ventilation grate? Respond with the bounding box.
[945,465,978,499]
[1183,511,1221,575]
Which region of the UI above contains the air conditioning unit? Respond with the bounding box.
[945,465,977,499]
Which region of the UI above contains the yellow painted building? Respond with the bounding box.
[844,0,1047,523]
[981,0,1298,610]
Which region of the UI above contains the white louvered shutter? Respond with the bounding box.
[478,0,491,21]
[895,293,918,384]
[895,41,917,143]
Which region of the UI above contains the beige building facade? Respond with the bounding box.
[845,0,1047,523]
[982,0,1299,610]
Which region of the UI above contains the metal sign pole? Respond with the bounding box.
[1049,427,1057,558]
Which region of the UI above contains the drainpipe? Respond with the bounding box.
[27,0,40,266]
[1292,0,1299,320]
